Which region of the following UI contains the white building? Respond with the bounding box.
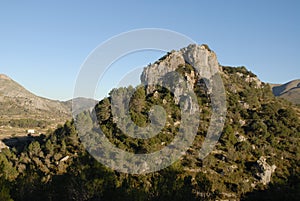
[27,129,35,134]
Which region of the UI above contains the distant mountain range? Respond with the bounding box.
[0,73,97,123]
[271,79,300,105]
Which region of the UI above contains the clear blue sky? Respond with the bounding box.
[0,0,299,101]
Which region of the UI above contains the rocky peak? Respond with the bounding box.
[141,44,219,83]
[180,44,220,78]
[140,44,221,115]
[141,44,220,101]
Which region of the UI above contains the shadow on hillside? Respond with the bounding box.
[272,80,300,96]
[242,174,300,201]
[2,135,43,151]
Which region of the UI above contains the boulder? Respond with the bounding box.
[256,156,276,185]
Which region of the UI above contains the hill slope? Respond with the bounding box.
[0,74,70,117]
[0,74,97,138]
[271,79,300,105]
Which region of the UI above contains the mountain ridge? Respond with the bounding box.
[0,73,98,113]
[271,79,300,104]
[0,73,70,115]
[0,74,97,138]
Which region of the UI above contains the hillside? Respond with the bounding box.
[0,74,70,116]
[0,44,299,201]
[271,79,300,105]
[0,74,96,138]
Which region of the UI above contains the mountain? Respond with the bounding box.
[0,44,299,201]
[0,74,70,117]
[0,74,97,138]
[271,79,300,105]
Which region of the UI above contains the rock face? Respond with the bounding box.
[141,50,186,95]
[256,156,277,185]
[181,44,220,80]
[140,44,220,114]
[141,44,219,92]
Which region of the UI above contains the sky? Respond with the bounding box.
[0,0,299,101]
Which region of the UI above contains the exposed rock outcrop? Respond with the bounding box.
[256,156,276,185]
[141,45,219,92]
[140,44,220,114]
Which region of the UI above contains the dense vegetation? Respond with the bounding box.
[0,65,299,201]
[0,119,48,129]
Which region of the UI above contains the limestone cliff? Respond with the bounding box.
[141,44,220,96]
